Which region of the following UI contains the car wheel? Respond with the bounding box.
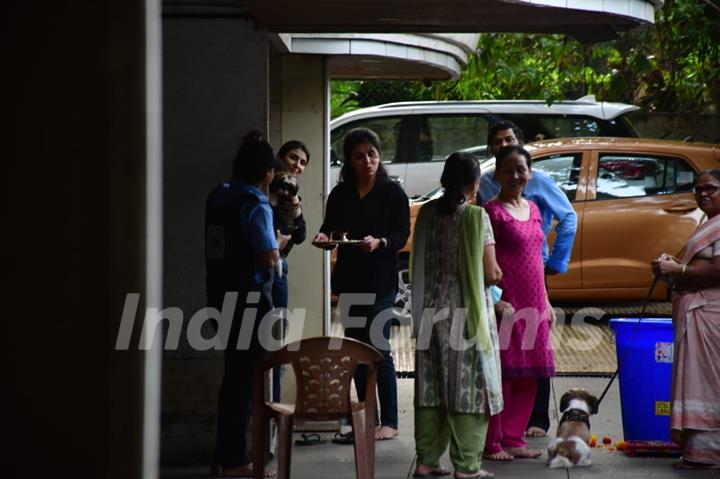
[392,269,412,325]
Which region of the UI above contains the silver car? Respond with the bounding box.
[330,96,639,197]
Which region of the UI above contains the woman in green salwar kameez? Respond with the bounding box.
[411,153,504,479]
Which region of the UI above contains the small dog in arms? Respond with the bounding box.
[547,389,599,468]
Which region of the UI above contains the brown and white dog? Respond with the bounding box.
[546,389,599,469]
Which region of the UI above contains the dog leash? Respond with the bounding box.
[595,274,660,410]
[594,219,700,412]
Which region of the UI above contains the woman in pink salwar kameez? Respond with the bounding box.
[483,145,556,461]
[653,169,720,470]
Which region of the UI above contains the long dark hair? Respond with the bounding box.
[438,152,480,216]
[277,140,310,165]
[339,128,389,184]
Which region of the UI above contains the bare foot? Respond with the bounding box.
[375,425,399,440]
[525,426,547,437]
[483,450,514,461]
[670,429,684,446]
[505,447,542,459]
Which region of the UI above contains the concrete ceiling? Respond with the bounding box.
[240,0,658,43]
[329,55,456,80]
[280,33,479,80]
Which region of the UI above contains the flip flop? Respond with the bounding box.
[331,431,354,445]
[413,466,452,477]
[294,433,326,446]
[673,461,720,470]
[453,470,494,479]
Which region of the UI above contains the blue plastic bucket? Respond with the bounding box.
[609,317,674,442]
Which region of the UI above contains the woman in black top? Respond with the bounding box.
[269,140,310,402]
[313,128,410,440]
[270,140,310,306]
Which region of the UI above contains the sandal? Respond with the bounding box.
[331,431,354,445]
[454,470,494,479]
[413,466,452,477]
[673,461,720,470]
[295,432,326,446]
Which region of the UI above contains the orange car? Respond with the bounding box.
[523,138,718,301]
[405,139,719,302]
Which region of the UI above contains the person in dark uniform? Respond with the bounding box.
[205,133,284,478]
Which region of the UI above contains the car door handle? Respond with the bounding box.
[663,203,697,214]
[389,175,404,185]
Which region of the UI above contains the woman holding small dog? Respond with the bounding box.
[269,140,311,402]
[411,152,503,479]
[652,169,720,470]
[483,145,556,461]
[270,140,310,307]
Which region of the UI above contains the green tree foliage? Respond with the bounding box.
[331,0,719,117]
[330,79,434,118]
[330,80,361,118]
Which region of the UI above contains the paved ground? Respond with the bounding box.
[162,376,719,479]
[385,324,619,377]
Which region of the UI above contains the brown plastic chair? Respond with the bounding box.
[252,336,384,479]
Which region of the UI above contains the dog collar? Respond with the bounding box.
[559,408,591,428]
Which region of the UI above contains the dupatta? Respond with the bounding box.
[410,201,490,351]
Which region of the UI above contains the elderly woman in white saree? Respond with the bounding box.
[652,169,720,470]
[411,153,504,479]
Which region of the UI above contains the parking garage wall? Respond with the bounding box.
[161,16,269,465]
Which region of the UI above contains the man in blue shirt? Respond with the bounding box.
[477,120,577,437]
[205,135,284,477]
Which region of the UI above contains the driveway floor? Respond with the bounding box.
[162,376,719,479]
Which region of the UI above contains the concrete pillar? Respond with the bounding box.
[9,1,160,478]
[161,15,269,463]
[280,54,331,342]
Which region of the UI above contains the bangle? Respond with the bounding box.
[681,264,687,277]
